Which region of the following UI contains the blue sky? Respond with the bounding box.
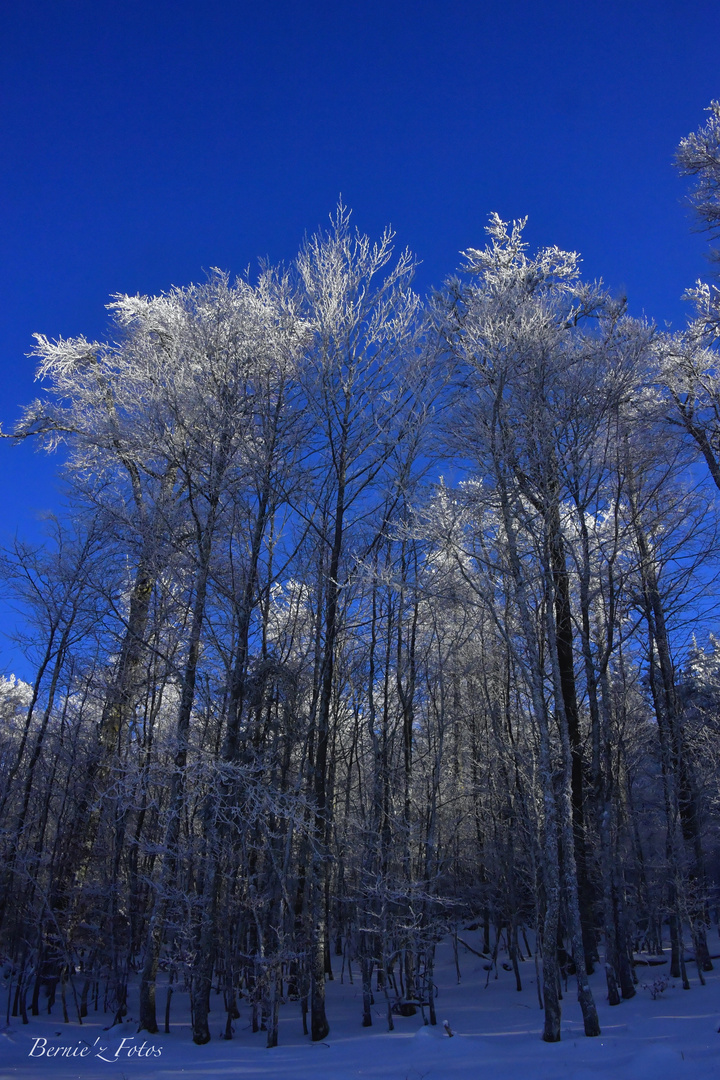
[1,0,719,669]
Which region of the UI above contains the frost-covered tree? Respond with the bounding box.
[293,203,425,1040]
[677,100,720,262]
[435,213,607,1039]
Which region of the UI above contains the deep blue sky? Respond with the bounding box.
[1,0,719,669]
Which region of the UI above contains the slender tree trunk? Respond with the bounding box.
[543,545,601,1037]
[309,448,347,1041]
[138,518,215,1033]
[546,492,597,973]
[495,478,564,1041]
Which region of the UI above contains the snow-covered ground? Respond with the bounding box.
[3,936,720,1080]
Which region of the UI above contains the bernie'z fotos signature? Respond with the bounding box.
[29,1037,163,1062]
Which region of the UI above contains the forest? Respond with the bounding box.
[1,102,720,1052]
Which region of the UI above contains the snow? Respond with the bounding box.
[2,937,720,1080]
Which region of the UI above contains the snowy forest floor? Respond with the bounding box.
[3,935,720,1080]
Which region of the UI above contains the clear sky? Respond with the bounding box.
[1,0,719,669]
